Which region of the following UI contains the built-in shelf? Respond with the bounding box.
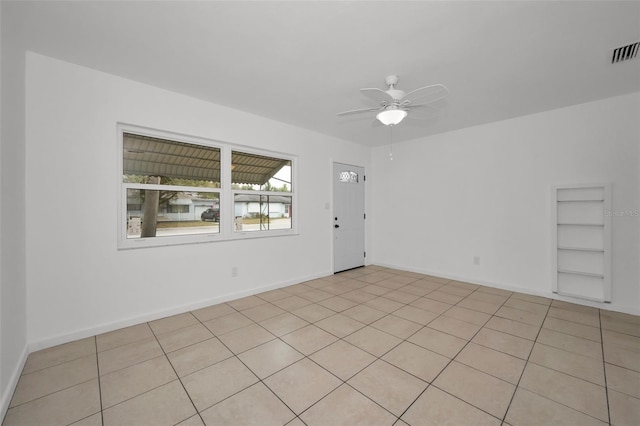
[552,183,611,303]
[558,269,605,278]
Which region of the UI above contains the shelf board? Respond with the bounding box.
[558,269,604,278]
[557,223,603,226]
[557,199,604,203]
[557,246,604,252]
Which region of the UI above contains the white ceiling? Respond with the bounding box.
[4,1,640,147]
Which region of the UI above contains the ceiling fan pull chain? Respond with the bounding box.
[389,124,394,161]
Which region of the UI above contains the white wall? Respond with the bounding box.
[1,7,29,420]
[25,53,370,348]
[372,92,640,314]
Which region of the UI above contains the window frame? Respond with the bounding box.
[117,124,297,249]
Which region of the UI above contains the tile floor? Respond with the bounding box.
[4,265,640,425]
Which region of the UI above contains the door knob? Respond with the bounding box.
[334,224,340,228]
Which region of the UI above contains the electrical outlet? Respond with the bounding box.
[231,266,238,277]
[473,256,480,265]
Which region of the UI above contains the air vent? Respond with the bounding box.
[611,42,639,64]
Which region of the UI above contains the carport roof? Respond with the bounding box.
[123,133,289,185]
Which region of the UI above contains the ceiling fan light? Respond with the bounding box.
[376,109,407,126]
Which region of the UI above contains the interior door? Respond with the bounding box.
[333,162,365,273]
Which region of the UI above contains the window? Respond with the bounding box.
[118,125,296,248]
[231,151,292,232]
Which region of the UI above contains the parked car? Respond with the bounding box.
[201,208,220,222]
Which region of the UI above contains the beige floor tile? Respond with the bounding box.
[318,296,359,312]
[98,337,164,375]
[264,358,341,415]
[601,310,640,325]
[259,312,309,336]
[321,283,352,295]
[272,295,313,311]
[298,288,334,303]
[200,382,295,426]
[182,356,258,411]
[280,324,338,355]
[547,306,600,327]
[71,413,103,426]
[424,290,465,304]
[23,337,96,374]
[103,380,196,426]
[604,343,640,372]
[551,299,599,314]
[176,415,205,426]
[510,293,551,305]
[382,341,449,382]
[166,337,233,377]
[401,386,500,426]
[364,296,404,313]
[340,290,378,304]
[310,340,376,380]
[361,284,391,296]
[467,291,509,304]
[401,284,433,297]
[315,313,366,338]
[409,297,452,314]
[96,323,155,352]
[472,328,534,359]
[156,323,214,353]
[408,326,466,358]
[456,297,502,315]
[603,329,640,352]
[427,315,481,340]
[536,328,603,360]
[226,295,267,311]
[455,342,525,384]
[606,363,640,399]
[284,283,315,295]
[202,312,253,335]
[505,388,606,426]
[342,304,387,324]
[370,315,422,339]
[520,363,608,422]
[217,323,275,354]
[529,343,605,385]
[348,360,427,416]
[504,298,549,315]
[291,303,335,323]
[241,303,287,322]
[543,316,601,342]
[149,312,198,335]
[434,361,515,418]
[609,389,640,426]
[382,290,420,304]
[301,384,397,426]
[3,379,100,426]
[238,339,304,379]
[392,305,439,325]
[437,286,474,298]
[191,303,235,322]
[485,316,540,340]
[602,317,640,337]
[100,355,176,408]
[495,306,545,327]
[448,280,480,290]
[11,354,98,407]
[344,326,402,357]
[444,306,492,326]
[476,286,513,297]
[256,288,292,302]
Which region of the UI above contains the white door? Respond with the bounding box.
[333,162,365,273]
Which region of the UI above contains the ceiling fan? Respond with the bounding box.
[338,75,449,126]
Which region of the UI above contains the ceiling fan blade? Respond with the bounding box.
[401,84,449,105]
[360,88,394,104]
[337,107,380,117]
[406,103,441,119]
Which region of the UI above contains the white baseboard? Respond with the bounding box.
[374,261,640,316]
[28,269,332,353]
[1,344,28,423]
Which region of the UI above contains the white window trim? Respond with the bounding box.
[117,123,298,249]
